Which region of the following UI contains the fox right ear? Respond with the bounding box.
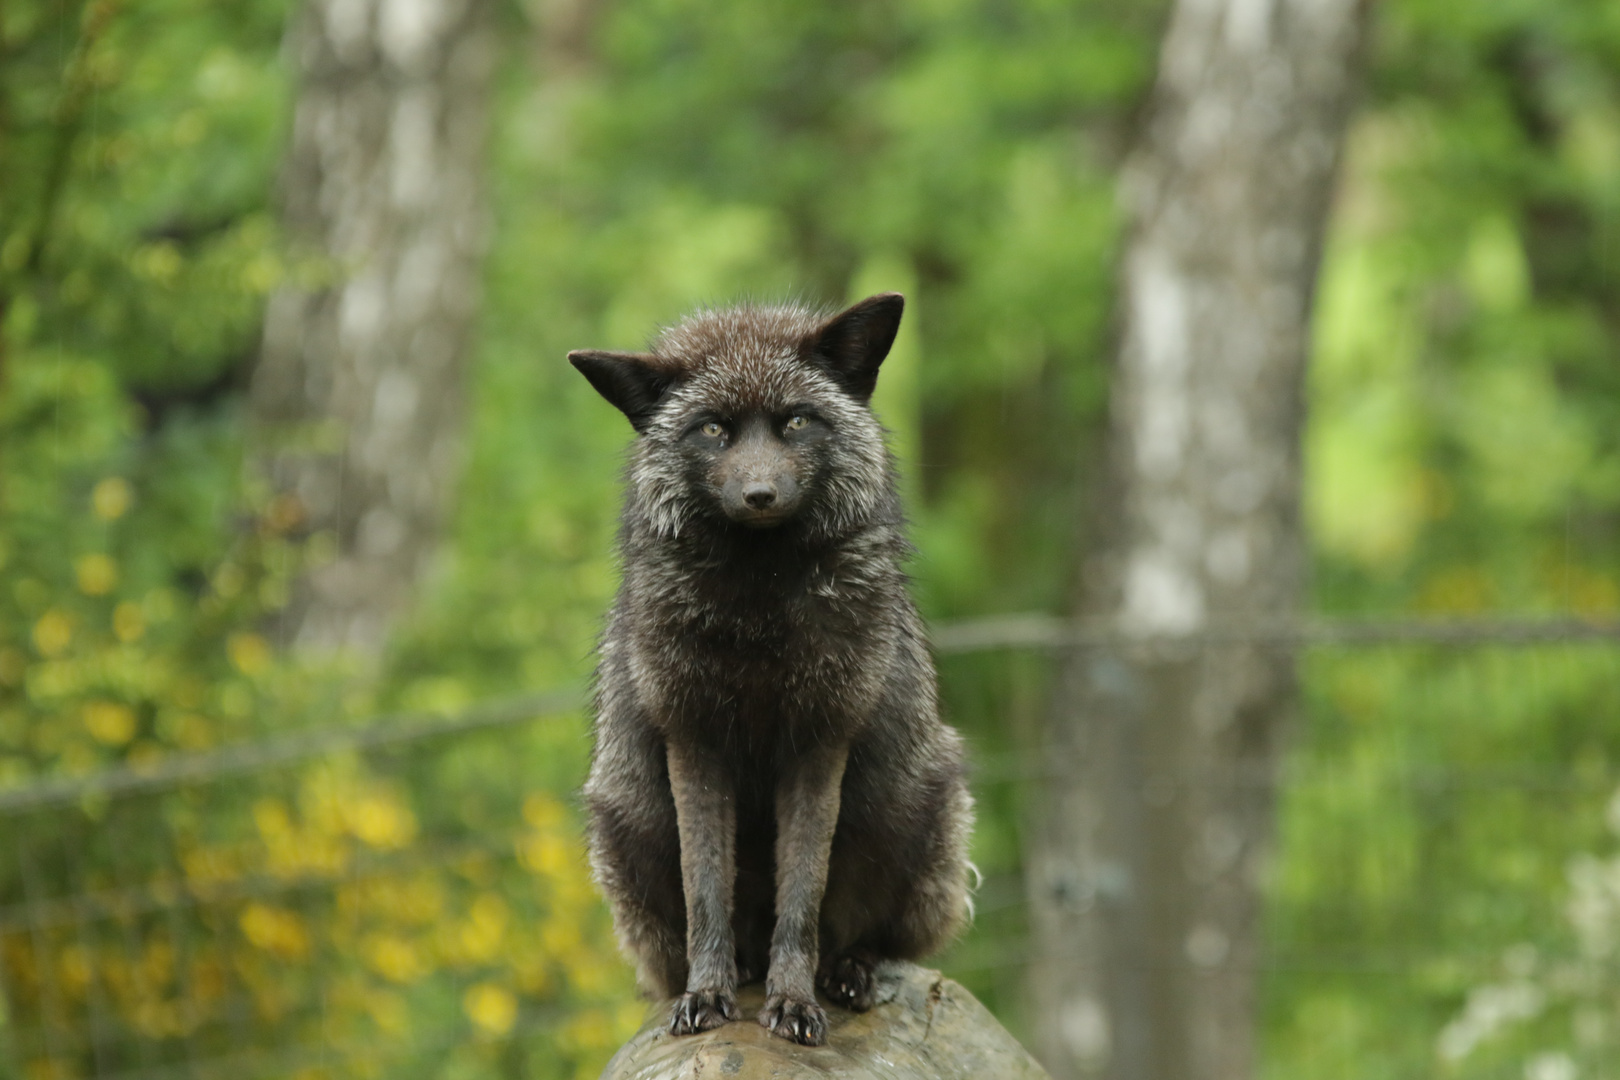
[808,292,904,403]
[569,350,674,433]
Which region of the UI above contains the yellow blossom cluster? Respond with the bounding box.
[3,762,639,1080]
[0,253,641,1078]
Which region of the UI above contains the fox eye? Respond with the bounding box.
[784,415,809,432]
[700,421,725,438]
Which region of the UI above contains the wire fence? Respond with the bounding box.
[0,614,1617,1080]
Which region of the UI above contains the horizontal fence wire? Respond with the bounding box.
[0,688,583,815]
[0,830,524,935]
[928,612,1620,653]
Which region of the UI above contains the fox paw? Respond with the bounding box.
[759,994,828,1045]
[669,989,738,1036]
[818,951,877,1012]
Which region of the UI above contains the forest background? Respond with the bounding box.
[2,0,1620,1079]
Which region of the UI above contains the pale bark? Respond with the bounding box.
[251,0,497,654]
[1028,2,1368,1078]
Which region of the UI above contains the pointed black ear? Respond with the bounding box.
[807,292,904,402]
[568,350,676,433]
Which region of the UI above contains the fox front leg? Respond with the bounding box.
[760,741,849,1045]
[666,740,740,1035]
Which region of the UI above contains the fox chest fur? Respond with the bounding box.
[618,529,906,752]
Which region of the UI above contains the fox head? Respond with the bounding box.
[569,294,904,538]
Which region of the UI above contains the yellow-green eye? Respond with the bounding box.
[701,421,724,437]
[785,415,809,431]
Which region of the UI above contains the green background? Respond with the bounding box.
[2,0,1619,1076]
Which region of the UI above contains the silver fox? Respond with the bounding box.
[570,294,974,1046]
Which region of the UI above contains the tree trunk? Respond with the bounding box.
[251,0,497,655]
[1027,2,1367,1078]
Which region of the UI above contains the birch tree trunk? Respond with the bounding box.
[251,0,496,655]
[1027,2,1367,1078]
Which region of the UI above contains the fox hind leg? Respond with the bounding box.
[584,723,689,999]
[817,947,880,1012]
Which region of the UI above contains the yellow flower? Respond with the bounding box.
[349,794,417,849]
[463,982,517,1037]
[32,610,73,657]
[252,798,294,841]
[523,792,567,829]
[58,945,93,994]
[518,832,571,878]
[91,477,133,520]
[362,935,427,984]
[84,701,137,746]
[113,601,146,642]
[226,632,271,676]
[457,893,508,961]
[239,903,311,960]
[76,553,118,596]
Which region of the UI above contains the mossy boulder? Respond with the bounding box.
[601,961,1050,1079]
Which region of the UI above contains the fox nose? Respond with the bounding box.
[743,482,777,510]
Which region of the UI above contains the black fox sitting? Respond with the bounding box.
[570,294,974,1046]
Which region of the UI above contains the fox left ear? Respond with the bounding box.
[568,350,675,433]
[807,292,904,403]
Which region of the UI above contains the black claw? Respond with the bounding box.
[669,989,738,1036]
[760,994,828,1046]
[817,952,877,1013]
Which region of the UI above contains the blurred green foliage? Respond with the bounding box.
[1273,0,1620,1076]
[1,0,1619,1077]
[0,1,636,1076]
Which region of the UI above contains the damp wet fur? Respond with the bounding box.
[572,295,974,1047]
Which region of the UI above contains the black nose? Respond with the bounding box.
[743,483,777,510]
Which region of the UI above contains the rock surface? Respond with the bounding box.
[601,962,1050,1079]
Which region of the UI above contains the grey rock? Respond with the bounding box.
[602,962,1050,1079]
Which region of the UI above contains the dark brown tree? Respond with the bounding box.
[251,0,497,654]
[1027,1,1369,1078]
